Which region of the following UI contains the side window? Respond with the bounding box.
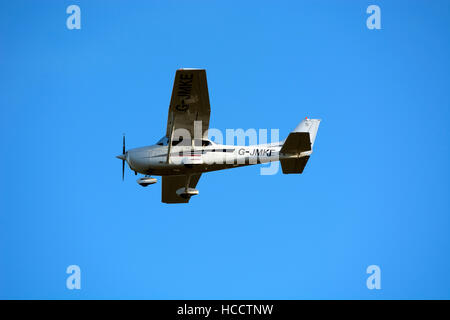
[171,138,211,147]
[172,137,191,146]
[194,139,211,147]
[172,138,182,146]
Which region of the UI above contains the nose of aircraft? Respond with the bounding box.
[116,154,126,161]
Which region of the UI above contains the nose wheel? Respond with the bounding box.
[137,176,157,187]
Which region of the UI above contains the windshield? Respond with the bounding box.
[156,136,168,146]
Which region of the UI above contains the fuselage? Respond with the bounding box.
[124,141,311,176]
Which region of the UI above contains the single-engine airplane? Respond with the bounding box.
[117,69,320,203]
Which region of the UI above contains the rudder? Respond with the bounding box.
[279,118,320,174]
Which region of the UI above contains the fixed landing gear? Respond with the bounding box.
[176,188,199,199]
[176,174,199,199]
[137,175,157,187]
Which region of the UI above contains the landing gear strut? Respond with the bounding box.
[176,175,199,199]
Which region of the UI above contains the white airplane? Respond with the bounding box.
[117,69,320,203]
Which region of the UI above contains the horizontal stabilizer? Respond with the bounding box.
[280,156,310,174]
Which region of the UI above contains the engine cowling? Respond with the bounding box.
[137,177,157,187]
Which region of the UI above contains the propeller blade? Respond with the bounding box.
[121,134,126,181]
[122,159,125,181]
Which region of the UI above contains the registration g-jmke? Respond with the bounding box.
[117,69,321,203]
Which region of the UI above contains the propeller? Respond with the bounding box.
[116,134,126,180]
[122,135,125,180]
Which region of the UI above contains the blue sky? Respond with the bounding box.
[0,0,449,299]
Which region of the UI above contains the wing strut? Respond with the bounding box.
[166,113,175,163]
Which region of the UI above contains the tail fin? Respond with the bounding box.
[280,118,321,154]
[280,118,321,174]
[297,118,320,148]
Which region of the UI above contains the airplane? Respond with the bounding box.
[116,69,321,203]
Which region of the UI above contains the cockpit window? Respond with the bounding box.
[158,136,214,147]
[171,138,182,146]
[171,136,192,146]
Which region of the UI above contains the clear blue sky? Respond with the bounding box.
[1,0,449,299]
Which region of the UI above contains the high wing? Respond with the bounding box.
[162,174,202,204]
[161,69,209,203]
[166,69,211,141]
